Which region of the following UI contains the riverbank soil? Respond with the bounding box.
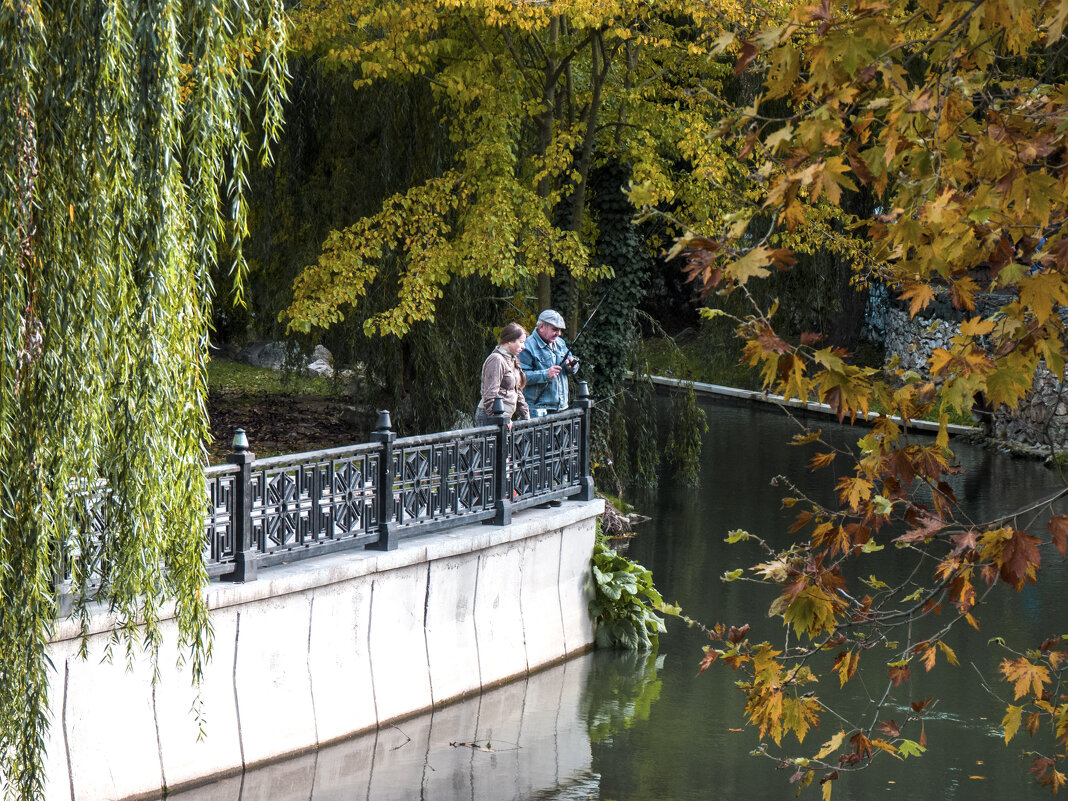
[206,390,358,463]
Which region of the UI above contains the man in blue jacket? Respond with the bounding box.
[520,309,579,415]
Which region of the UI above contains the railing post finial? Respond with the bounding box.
[375,409,392,432]
[577,381,591,401]
[231,427,249,453]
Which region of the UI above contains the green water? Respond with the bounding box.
[597,398,1067,801]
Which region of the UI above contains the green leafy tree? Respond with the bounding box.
[667,0,1068,795]
[0,1,286,797]
[283,0,766,338]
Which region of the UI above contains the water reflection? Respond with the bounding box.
[169,656,597,801]
[175,398,1068,801]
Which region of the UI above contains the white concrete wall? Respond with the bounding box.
[43,500,601,801]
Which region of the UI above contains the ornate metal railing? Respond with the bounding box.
[203,383,595,581]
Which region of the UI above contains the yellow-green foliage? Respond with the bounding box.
[0,2,287,798]
[284,0,764,337]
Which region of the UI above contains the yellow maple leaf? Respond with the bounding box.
[958,316,995,337]
[899,281,936,317]
[1018,271,1068,325]
[937,641,959,666]
[725,247,772,285]
[837,476,874,510]
[814,729,846,759]
[765,123,794,153]
[870,738,900,756]
[999,657,1051,700]
[1002,705,1023,743]
[833,650,859,687]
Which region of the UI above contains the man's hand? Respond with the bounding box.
[547,364,562,379]
[564,357,579,373]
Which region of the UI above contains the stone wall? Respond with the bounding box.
[881,307,958,375]
[40,501,601,801]
[880,306,1068,453]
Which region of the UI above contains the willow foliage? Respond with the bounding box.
[0,1,286,798]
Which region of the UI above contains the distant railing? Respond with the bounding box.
[200,382,595,581]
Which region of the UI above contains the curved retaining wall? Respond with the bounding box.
[41,500,602,801]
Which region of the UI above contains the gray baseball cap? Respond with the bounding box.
[537,309,566,328]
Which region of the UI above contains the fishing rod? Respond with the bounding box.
[529,295,606,408]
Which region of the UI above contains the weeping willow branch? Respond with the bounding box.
[0,2,287,798]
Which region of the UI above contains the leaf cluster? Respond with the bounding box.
[590,537,666,650]
[285,0,750,335]
[670,6,1068,791]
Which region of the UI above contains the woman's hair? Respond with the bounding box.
[497,322,527,389]
[498,322,526,345]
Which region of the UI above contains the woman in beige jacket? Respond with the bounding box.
[475,323,531,425]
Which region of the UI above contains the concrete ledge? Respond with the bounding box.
[44,500,602,801]
[640,373,980,436]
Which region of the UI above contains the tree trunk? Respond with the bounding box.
[563,28,608,328]
[534,17,560,313]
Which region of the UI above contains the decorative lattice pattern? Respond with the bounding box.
[250,450,379,554]
[391,433,496,527]
[205,469,237,564]
[511,414,582,502]
[68,406,589,581]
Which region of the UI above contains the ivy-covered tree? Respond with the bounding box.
[0,1,286,797]
[669,0,1068,795]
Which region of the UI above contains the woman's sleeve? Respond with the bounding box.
[480,354,504,408]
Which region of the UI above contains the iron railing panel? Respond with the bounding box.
[511,410,583,503]
[249,445,381,557]
[59,385,593,584]
[390,429,498,531]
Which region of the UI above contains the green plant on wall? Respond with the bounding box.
[590,537,665,651]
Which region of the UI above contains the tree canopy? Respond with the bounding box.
[0,1,286,797]
[284,0,762,337]
[670,0,1068,794]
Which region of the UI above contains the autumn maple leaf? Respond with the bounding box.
[997,530,1042,590]
[999,657,1051,700]
[1048,516,1068,558]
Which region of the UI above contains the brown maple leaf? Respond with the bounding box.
[1048,515,1068,558]
[877,720,901,738]
[727,623,751,643]
[888,664,911,686]
[951,529,978,556]
[734,41,758,75]
[998,529,1042,590]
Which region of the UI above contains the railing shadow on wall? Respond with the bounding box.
[195,381,596,582]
